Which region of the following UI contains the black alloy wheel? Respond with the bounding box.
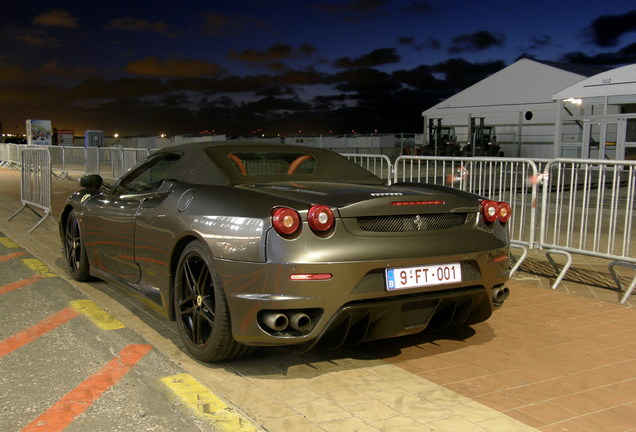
[173,240,250,362]
[64,210,91,281]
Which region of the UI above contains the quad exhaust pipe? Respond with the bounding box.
[262,312,289,332]
[492,286,510,304]
[262,311,312,332]
[289,312,311,331]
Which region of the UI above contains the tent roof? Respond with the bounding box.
[552,63,636,100]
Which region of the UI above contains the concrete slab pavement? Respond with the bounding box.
[1,167,635,431]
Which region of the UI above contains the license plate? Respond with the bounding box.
[385,263,462,291]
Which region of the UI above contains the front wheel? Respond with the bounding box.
[173,240,251,362]
[64,209,91,281]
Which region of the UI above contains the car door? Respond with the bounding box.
[82,153,180,285]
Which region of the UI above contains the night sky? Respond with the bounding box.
[1,0,636,137]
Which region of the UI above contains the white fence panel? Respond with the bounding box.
[394,156,539,249]
[341,153,393,184]
[7,147,52,232]
[539,159,636,302]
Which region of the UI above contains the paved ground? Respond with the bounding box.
[1,167,635,432]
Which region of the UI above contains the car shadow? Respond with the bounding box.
[62,263,496,379]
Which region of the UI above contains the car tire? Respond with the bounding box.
[64,209,91,281]
[173,240,251,362]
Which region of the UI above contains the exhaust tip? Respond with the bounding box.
[263,312,289,332]
[289,312,312,331]
[492,286,510,304]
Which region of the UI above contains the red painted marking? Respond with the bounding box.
[0,275,44,295]
[21,344,152,432]
[0,251,28,262]
[0,308,79,358]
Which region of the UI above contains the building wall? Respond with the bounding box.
[422,59,589,159]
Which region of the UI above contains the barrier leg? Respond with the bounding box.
[7,203,26,221]
[7,203,51,232]
[509,243,528,277]
[545,249,573,290]
[609,262,636,304]
[27,210,51,233]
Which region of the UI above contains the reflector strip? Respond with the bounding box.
[290,273,333,281]
[391,200,444,206]
[494,255,509,263]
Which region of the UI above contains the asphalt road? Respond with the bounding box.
[0,231,256,432]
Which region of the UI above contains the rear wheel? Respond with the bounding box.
[173,240,251,362]
[64,209,91,281]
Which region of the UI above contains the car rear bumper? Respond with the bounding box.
[215,249,509,347]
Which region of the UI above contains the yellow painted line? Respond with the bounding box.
[0,237,20,248]
[69,299,126,330]
[161,373,260,432]
[22,258,57,278]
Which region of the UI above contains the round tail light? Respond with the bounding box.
[497,201,512,223]
[480,200,499,223]
[307,204,334,232]
[272,207,301,236]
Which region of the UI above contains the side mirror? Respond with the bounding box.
[79,174,103,190]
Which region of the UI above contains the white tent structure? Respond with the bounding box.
[552,63,636,160]
[421,58,602,158]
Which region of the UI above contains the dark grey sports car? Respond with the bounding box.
[60,141,511,362]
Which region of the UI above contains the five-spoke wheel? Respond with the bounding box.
[64,209,91,281]
[174,240,250,361]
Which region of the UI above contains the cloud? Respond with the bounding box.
[126,57,226,78]
[315,0,389,22]
[334,48,400,69]
[202,12,268,36]
[105,17,171,35]
[449,31,506,53]
[527,35,553,51]
[39,61,95,80]
[433,58,505,89]
[228,43,317,63]
[0,63,24,83]
[13,29,60,47]
[392,65,438,88]
[401,1,436,15]
[33,9,79,28]
[582,10,636,47]
[561,42,636,66]
[398,36,441,51]
[329,68,401,95]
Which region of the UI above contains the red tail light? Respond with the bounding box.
[497,201,512,223]
[272,207,301,236]
[307,205,335,232]
[480,200,512,224]
[480,200,499,223]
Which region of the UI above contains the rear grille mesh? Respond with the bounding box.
[357,213,468,232]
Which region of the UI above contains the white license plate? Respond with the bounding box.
[385,263,462,291]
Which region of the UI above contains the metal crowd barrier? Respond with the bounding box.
[3,143,634,302]
[539,159,636,303]
[0,143,23,169]
[342,153,393,184]
[22,145,150,180]
[7,147,52,232]
[393,156,540,276]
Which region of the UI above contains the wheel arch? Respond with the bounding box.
[168,233,207,320]
[59,204,75,238]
